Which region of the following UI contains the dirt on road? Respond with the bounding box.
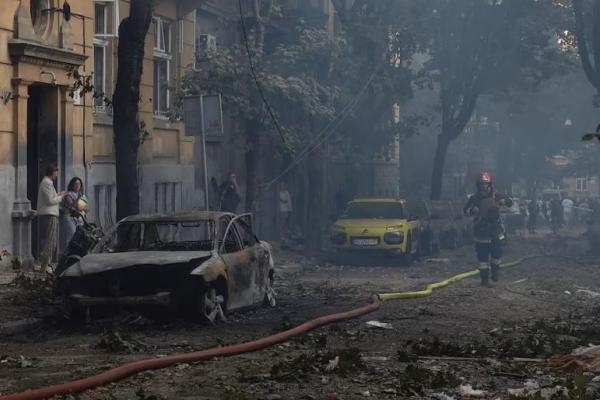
[2,233,600,399]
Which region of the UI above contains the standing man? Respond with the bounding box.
[220,172,241,213]
[527,198,539,234]
[37,165,65,272]
[550,197,562,233]
[463,172,513,287]
[279,183,293,237]
[562,197,574,226]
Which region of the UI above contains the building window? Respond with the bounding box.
[93,0,118,113]
[31,0,52,37]
[94,2,107,35]
[93,0,119,37]
[576,177,589,192]
[93,43,106,110]
[94,184,116,228]
[153,17,172,117]
[155,182,182,213]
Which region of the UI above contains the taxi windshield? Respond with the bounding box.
[343,202,404,219]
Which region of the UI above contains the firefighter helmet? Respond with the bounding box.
[476,171,492,184]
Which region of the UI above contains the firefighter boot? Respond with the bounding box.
[491,264,500,282]
[479,267,491,288]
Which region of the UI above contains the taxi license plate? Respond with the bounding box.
[352,238,378,246]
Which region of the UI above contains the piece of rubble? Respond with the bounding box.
[0,318,42,336]
[546,344,600,373]
[457,385,487,397]
[365,321,392,330]
[507,379,539,396]
[508,383,568,400]
[325,356,339,372]
[426,258,450,263]
[576,289,600,298]
[432,393,455,400]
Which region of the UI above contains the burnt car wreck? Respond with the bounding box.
[55,212,276,323]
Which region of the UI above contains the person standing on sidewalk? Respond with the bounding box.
[37,165,66,272]
[527,198,539,234]
[278,183,293,238]
[463,172,513,287]
[220,172,241,213]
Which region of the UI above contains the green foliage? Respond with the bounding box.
[178,3,419,163]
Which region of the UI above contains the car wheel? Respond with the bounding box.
[401,236,413,267]
[197,282,227,324]
[62,295,87,323]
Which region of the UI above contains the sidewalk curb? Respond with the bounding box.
[0,318,43,336]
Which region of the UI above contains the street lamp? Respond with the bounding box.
[183,95,210,212]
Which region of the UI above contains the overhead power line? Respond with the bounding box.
[261,63,382,189]
[237,0,287,144]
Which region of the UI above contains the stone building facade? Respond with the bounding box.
[0,0,205,266]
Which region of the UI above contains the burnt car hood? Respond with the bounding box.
[60,251,213,277]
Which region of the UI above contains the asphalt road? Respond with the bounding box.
[1,231,599,399]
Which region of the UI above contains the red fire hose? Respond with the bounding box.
[1,296,381,400]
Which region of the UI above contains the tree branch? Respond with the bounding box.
[573,0,600,91]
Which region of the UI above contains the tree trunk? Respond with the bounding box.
[243,0,272,213]
[573,0,600,95]
[430,134,450,200]
[113,0,153,220]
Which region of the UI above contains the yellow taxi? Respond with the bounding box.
[329,198,421,264]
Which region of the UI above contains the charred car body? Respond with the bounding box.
[55,212,276,322]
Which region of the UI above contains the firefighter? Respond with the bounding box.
[463,172,513,287]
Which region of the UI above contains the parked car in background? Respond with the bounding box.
[329,198,421,265]
[55,212,276,323]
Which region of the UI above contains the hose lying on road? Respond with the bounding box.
[0,297,381,400]
[378,256,531,301]
[1,255,545,400]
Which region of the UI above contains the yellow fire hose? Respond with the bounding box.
[378,256,530,301]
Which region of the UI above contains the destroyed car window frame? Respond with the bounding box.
[233,219,258,248]
[141,221,214,250]
[90,219,214,253]
[219,214,250,254]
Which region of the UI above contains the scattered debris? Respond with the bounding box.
[0,355,34,368]
[457,384,487,397]
[431,393,455,400]
[270,347,365,381]
[361,356,390,362]
[365,320,392,330]
[507,383,569,399]
[576,289,600,298]
[426,258,450,263]
[0,318,43,336]
[546,344,600,373]
[507,379,540,396]
[95,330,152,354]
[10,271,54,305]
[324,356,339,372]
